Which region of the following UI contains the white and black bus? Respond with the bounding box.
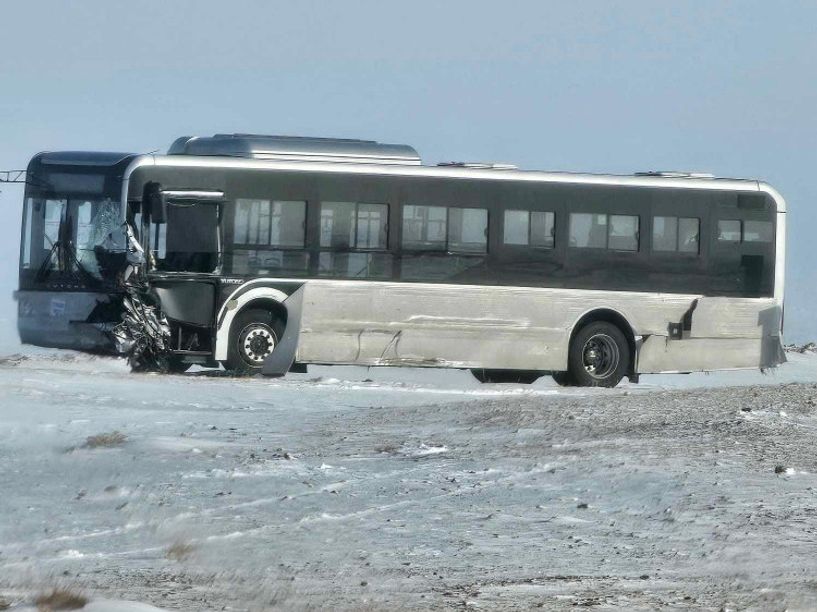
[17,134,786,386]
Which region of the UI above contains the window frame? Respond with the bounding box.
[717,219,743,244]
[568,212,640,252]
[502,209,555,249]
[232,198,308,251]
[651,215,701,255]
[319,200,390,252]
[742,219,775,244]
[716,218,776,245]
[401,204,489,254]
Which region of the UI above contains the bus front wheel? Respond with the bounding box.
[567,321,630,388]
[226,308,283,375]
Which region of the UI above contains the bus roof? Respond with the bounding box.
[124,152,786,213]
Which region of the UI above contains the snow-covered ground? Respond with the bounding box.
[2,346,817,610]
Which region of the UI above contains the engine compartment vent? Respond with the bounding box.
[168,134,421,166]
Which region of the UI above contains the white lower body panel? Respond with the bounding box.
[283,280,784,373]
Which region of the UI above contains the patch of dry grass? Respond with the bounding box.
[166,540,195,561]
[34,589,88,610]
[374,443,398,454]
[82,431,127,449]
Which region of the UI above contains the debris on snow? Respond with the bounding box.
[83,431,127,449]
[34,588,88,610]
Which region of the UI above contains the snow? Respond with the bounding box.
[2,344,817,609]
[15,601,169,612]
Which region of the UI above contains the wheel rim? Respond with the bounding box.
[238,323,276,366]
[581,333,619,379]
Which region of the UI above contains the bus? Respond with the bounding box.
[17,134,786,387]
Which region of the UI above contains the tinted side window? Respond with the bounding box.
[608,215,639,251]
[503,210,554,248]
[448,207,487,253]
[530,211,555,248]
[718,219,741,242]
[653,216,699,254]
[402,205,487,253]
[744,220,774,243]
[678,218,700,253]
[234,199,306,247]
[570,213,639,251]
[503,210,529,245]
[356,203,388,248]
[402,205,447,250]
[320,201,355,248]
[321,201,388,249]
[318,201,390,279]
[569,213,607,248]
[652,216,678,251]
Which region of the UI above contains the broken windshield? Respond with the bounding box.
[21,196,121,278]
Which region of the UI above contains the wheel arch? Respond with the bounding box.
[568,308,637,375]
[214,285,290,361]
[240,298,288,326]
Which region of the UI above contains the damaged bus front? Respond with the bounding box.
[116,161,227,371]
[16,151,137,351]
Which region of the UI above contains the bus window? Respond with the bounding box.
[744,220,773,243]
[402,205,447,250]
[503,210,554,248]
[318,201,390,278]
[235,199,306,247]
[608,215,639,251]
[678,218,700,253]
[653,216,699,254]
[503,210,528,245]
[320,201,355,248]
[320,202,388,249]
[718,220,741,242]
[569,213,607,248]
[530,212,555,248]
[448,207,487,253]
[355,203,388,249]
[653,216,676,252]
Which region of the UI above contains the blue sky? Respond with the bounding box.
[1,1,816,344]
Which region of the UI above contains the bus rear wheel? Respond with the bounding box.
[568,321,630,388]
[226,308,282,375]
[471,369,541,384]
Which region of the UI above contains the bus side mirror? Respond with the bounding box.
[143,182,167,224]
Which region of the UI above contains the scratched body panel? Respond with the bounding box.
[292,280,782,372]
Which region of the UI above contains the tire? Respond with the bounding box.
[226,308,283,375]
[551,371,574,387]
[567,321,630,388]
[470,369,541,384]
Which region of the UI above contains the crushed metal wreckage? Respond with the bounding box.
[107,224,173,372]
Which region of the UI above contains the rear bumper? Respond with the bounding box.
[16,290,119,353]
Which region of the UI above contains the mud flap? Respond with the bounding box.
[261,285,304,377]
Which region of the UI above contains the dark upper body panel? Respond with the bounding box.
[127,161,778,299]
